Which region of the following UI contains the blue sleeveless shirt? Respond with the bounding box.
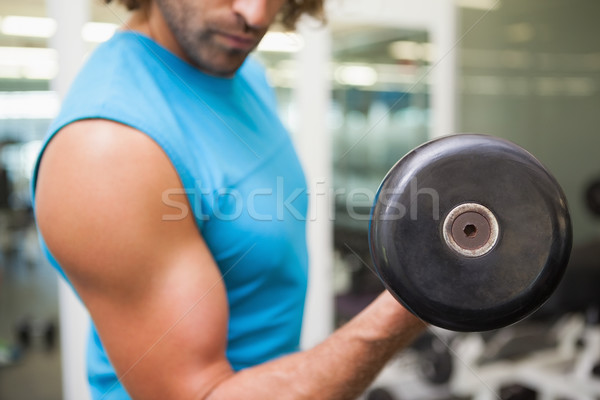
[32,31,309,399]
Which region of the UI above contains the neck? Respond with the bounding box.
[125,4,193,66]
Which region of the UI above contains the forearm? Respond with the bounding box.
[208,292,426,400]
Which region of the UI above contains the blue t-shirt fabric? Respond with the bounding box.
[31,31,309,399]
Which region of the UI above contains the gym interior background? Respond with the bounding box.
[0,0,599,399]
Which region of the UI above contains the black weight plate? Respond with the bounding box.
[369,134,572,331]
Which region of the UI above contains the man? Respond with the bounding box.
[33,0,425,398]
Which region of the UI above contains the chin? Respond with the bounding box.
[193,54,248,77]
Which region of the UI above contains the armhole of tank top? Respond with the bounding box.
[31,116,205,233]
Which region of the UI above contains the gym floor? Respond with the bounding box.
[0,222,62,400]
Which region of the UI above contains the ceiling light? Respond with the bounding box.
[456,0,500,10]
[334,64,378,87]
[258,32,304,53]
[0,91,60,119]
[506,23,535,43]
[0,47,58,80]
[1,16,57,38]
[82,22,119,43]
[388,41,424,61]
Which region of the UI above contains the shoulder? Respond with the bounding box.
[37,119,173,187]
[35,119,182,223]
[34,120,191,290]
[50,34,161,144]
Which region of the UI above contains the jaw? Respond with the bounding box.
[125,2,259,77]
[181,39,252,77]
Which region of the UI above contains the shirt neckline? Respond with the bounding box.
[112,30,245,85]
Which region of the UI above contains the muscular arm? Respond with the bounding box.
[35,120,424,400]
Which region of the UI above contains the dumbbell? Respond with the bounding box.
[369,134,572,331]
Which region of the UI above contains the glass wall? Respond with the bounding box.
[458,0,600,247]
[329,26,432,324]
[0,9,63,400]
[0,2,126,399]
[2,0,598,399]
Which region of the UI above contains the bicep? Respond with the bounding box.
[35,120,234,399]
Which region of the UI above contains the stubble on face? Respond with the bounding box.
[154,0,268,77]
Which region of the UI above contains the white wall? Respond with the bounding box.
[46,0,92,399]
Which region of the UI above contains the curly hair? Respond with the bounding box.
[104,0,324,30]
